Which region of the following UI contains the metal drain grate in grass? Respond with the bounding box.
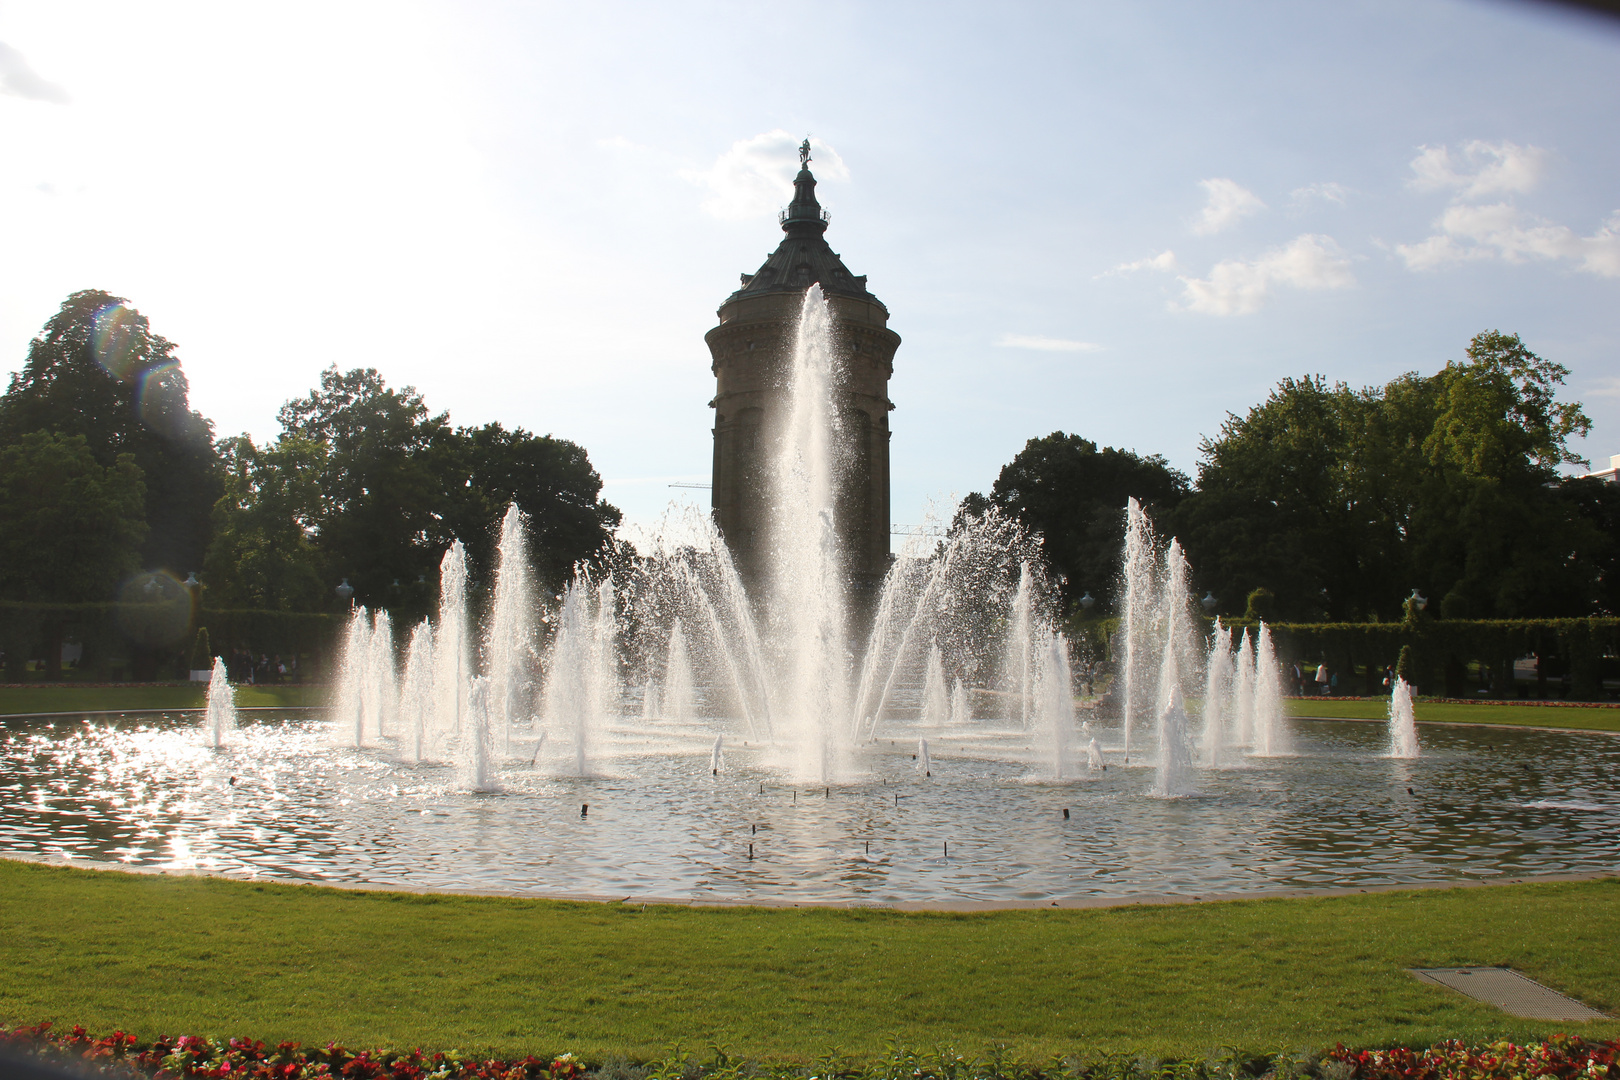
[1410,968,1608,1021]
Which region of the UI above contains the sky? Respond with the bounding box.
[2,0,1618,536]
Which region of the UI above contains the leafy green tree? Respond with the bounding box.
[1174,376,1413,621]
[456,421,623,592]
[0,431,147,601]
[963,432,1188,614]
[207,368,622,612]
[0,290,220,575]
[1177,331,1598,620]
[1412,331,1595,618]
[203,435,328,611]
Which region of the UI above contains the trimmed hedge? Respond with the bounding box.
[0,601,340,683]
[1256,617,1620,701]
[1066,615,1620,701]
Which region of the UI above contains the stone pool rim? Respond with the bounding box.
[3,850,1614,913]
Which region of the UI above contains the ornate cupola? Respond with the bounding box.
[705,140,901,593]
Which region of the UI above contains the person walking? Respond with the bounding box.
[1315,661,1331,696]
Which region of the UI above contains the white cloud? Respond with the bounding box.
[1586,376,1620,401]
[0,42,68,102]
[1192,178,1264,235]
[1106,249,1179,275]
[1396,203,1620,277]
[1290,181,1349,206]
[995,334,1102,352]
[1178,234,1354,316]
[1408,140,1548,198]
[680,130,848,220]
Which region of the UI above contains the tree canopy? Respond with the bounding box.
[1,294,621,614]
[0,290,220,575]
[0,431,148,603]
[961,432,1189,615]
[1174,331,1603,620]
[207,366,621,612]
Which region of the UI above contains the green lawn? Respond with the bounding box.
[0,684,324,715]
[1,860,1615,1061]
[1285,696,1620,731]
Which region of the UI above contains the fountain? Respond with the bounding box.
[1250,623,1290,756]
[1232,630,1257,747]
[1201,619,1232,767]
[1389,678,1420,758]
[314,287,1301,801]
[17,284,1592,905]
[921,644,950,728]
[203,656,235,748]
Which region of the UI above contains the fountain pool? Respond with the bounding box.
[2,711,1616,903]
[5,284,1614,903]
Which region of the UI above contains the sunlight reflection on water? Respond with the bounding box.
[1,712,1616,902]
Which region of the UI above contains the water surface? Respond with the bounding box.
[2,712,1615,902]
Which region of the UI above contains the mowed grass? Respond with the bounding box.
[1285,696,1620,731]
[1,861,1616,1061]
[0,684,324,715]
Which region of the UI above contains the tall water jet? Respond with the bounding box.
[366,610,397,742]
[1202,619,1233,767]
[766,285,850,782]
[641,678,661,721]
[1119,498,1159,753]
[1155,540,1201,716]
[1006,562,1035,726]
[334,608,371,747]
[949,680,970,726]
[853,508,1042,742]
[1033,631,1077,780]
[1232,629,1257,747]
[399,621,436,762]
[1388,678,1420,758]
[921,643,950,727]
[1153,680,1196,797]
[485,504,537,755]
[663,617,695,725]
[917,738,932,776]
[434,542,471,737]
[1251,623,1290,756]
[540,574,618,776]
[462,676,495,791]
[203,656,235,748]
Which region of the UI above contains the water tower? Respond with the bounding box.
[705,142,901,595]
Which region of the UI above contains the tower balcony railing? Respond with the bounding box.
[778,207,832,225]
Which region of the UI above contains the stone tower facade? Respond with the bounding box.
[706,147,900,594]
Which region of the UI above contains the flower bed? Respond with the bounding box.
[3,1023,1616,1080]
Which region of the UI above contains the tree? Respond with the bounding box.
[0,290,221,575]
[206,368,622,612]
[964,432,1189,614]
[203,435,328,611]
[1176,331,1599,621]
[456,421,623,592]
[0,431,147,602]
[272,366,466,609]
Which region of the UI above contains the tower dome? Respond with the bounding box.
[705,143,900,593]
